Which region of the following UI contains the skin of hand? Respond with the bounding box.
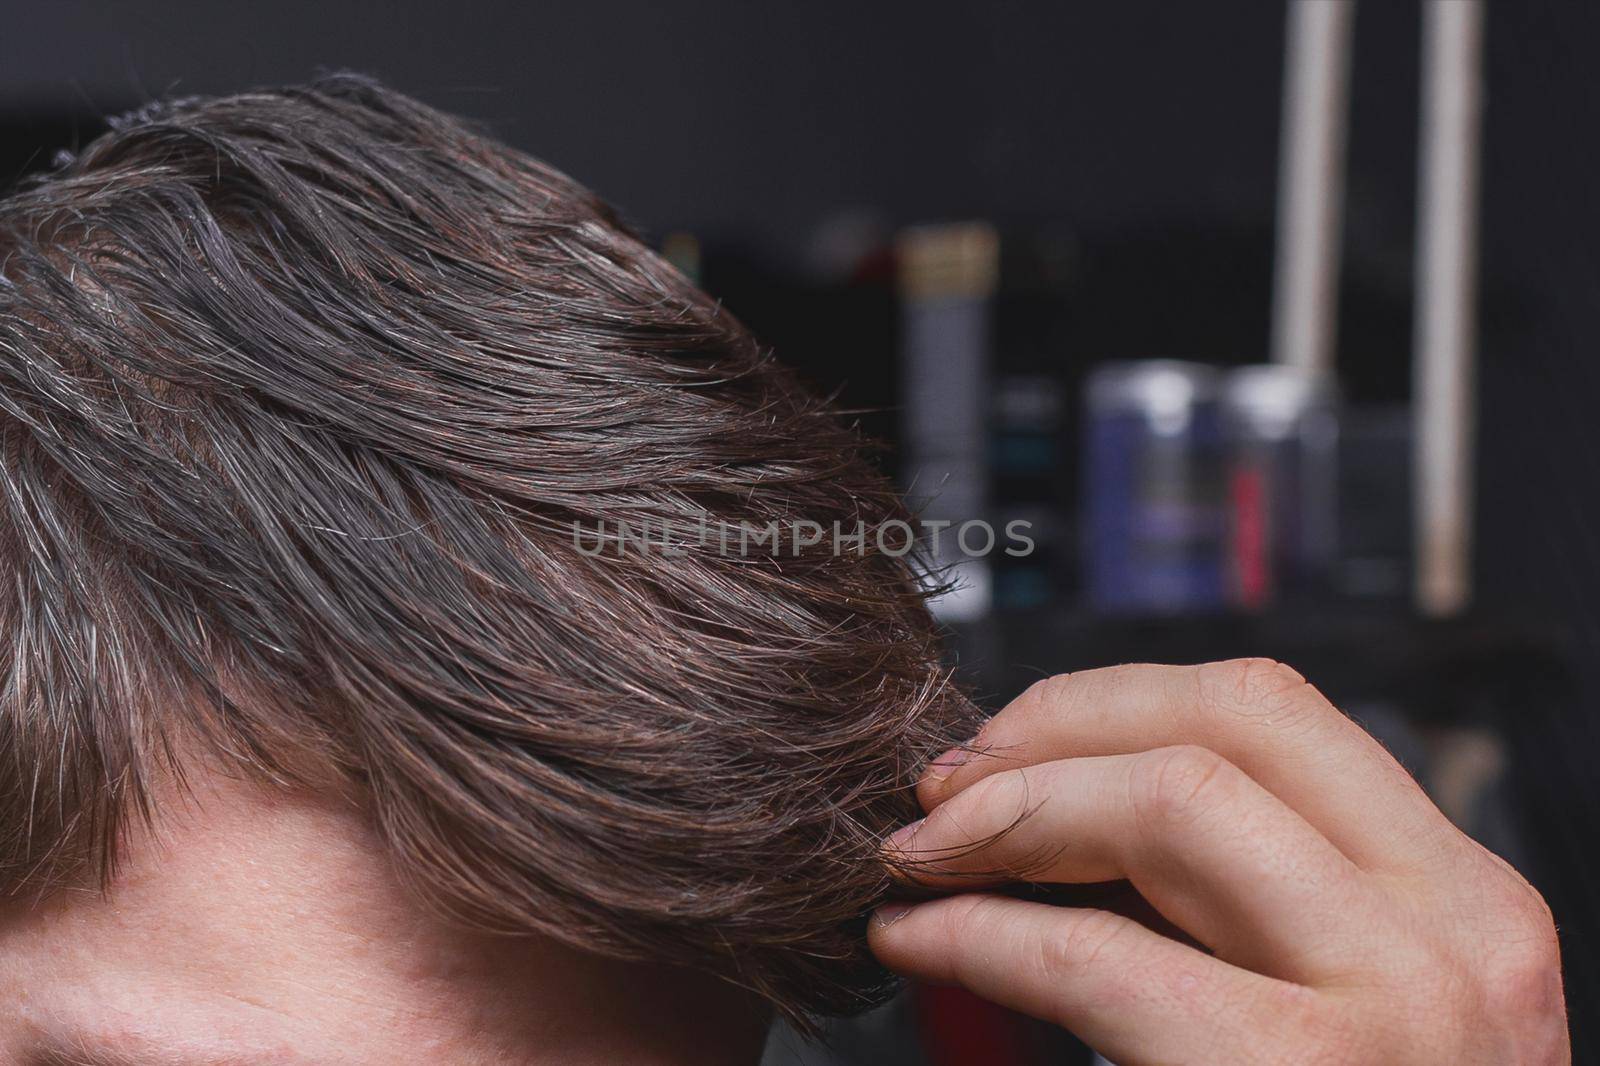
[870,659,1569,1065]
[0,763,767,1066]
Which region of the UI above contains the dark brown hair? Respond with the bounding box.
[0,76,976,1026]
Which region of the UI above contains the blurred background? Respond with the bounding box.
[3,0,1596,1061]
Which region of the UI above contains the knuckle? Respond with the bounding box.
[1481,905,1564,1018]
[1099,661,1162,695]
[1488,943,1565,1019]
[1128,744,1236,828]
[911,800,969,859]
[1023,671,1084,721]
[984,673,1085,753]
[1196,657,1317,723]
[1516,879,1559,935]
[1036,908,1130,978]
[1025,664,1158,717]
[1028,671,1073,703]
[942,893,1001,929]
[1258,983,1345,1051]
[951,765,1030,821]
[921,767,1041,844]
[938,894,1014,954]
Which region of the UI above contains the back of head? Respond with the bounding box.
[0,75,975,1027]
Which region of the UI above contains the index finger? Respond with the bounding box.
[869,893,1322,1065]
[920,659,1459,873]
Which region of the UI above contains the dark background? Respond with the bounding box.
[4,1,1597,1060]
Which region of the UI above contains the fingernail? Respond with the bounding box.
[873,903,915,928]
[883,817,925,855]
[926,744,975,782]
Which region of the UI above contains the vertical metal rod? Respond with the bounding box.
[1270,0,1356,374]
[1414,0,1485,616]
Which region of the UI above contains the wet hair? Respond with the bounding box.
[0,75,976,1027]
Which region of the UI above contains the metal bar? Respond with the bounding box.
[1414,0,1485,616]
[1270,0,1356,374]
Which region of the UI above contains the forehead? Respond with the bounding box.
[0,771,533,1064]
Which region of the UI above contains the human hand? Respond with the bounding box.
[870,660,1569,1064]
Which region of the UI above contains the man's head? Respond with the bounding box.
[0,76,975,1058]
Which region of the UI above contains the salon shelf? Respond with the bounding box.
[951,603,1574,726]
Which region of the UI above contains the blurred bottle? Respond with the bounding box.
[991,374,1062,611]
[1335,405,1412,602]
[1221,365,1340,610]
[898,221,1000,622]
[1083,361,1227,614]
